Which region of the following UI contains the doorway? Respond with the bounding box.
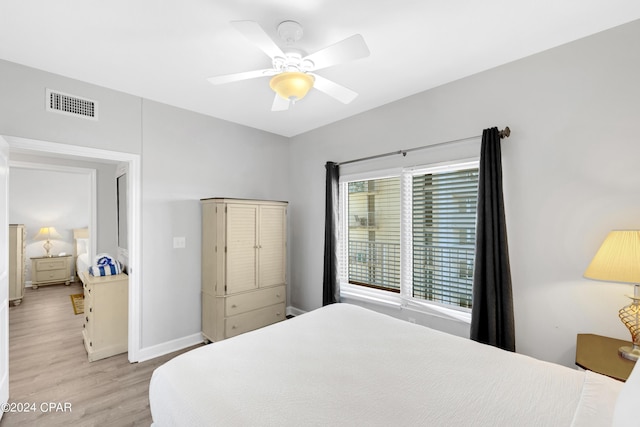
[5,135,142,362]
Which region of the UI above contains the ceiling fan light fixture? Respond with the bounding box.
[269,72,315,101]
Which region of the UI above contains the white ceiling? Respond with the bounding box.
[1,1,640,137]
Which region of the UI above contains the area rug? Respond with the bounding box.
[70,293,84,315]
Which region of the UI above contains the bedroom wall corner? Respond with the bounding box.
[8,152,119,261]
[287,19,640,367]
[8,166,90,283]
[138,99,290,352]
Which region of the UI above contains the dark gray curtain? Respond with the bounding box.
[470,127,515,352]
[323,161,340,306]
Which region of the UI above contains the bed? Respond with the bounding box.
[149,303,633,426]
[73,228,90,283]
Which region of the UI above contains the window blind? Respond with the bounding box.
[347,177,401,291]
[412,168,478,307]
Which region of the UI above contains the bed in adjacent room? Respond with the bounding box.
[149,303,634,426]
[73,228,90,283]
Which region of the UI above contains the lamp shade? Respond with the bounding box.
[584,230,640,284]
[269,72,315,101]
[34,226,62,241]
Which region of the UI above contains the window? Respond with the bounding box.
[340,160,479,309]
[347,176,401,293]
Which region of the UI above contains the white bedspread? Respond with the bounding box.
[150,304,622,427]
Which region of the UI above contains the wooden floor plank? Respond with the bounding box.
[2,283,201,426]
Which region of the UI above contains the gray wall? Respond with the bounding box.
[139,99,290,347]
[0,60,141,153]
[288,20,640,367]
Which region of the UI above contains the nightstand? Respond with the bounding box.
[575,333,636,382]
[31,255,73,289]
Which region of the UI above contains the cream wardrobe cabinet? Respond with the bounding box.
[201,198,287,342]
[9,224,26,305]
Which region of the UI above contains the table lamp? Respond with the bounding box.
[34,226,62,257]
[584,230,640,361]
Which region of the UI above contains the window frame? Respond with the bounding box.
[339,158,479,321]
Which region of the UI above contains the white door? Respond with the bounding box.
[0,135,10,419]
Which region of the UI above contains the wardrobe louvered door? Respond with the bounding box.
[201,198,287,342]
[226,204,258,294]
[258,205,286,288]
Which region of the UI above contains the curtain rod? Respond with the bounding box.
[338,126,511,166]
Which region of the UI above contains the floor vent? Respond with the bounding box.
[46,89,98,120]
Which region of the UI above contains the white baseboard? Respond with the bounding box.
[136,333,204,363]
[136,307,307,363]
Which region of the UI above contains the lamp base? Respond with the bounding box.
[618,288,640,361]
[43,239,52,257]
[618,345,640,361]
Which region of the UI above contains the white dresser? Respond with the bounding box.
[9,224,26,305]
[81,272,128,362]
[201,198,287,342]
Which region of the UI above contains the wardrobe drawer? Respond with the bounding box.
[225,285,285,316]
[225,302,285,338]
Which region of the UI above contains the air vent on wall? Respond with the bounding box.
[46,89,98,120]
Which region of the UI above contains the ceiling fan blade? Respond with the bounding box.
[304,34,369,71]
[311,74,358,104]
[231,20,285,60]
[207,68,276,85]
[271,94,290,111]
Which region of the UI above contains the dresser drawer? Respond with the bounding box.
[84,286,93,313]
[225,302,285,338]
[34,258,68,271]
[83,288,93,336]
[225,285,285,316]
[34,268,67,282]
[84,306,93,333]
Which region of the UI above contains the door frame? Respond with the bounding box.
[0,135,9,419]
[6,136,142,362]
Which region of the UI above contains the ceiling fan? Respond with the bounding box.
[207,20,370,111]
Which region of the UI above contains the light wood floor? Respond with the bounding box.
[2,282,200,426]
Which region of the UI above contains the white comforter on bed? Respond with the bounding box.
[76,253,89,280]
[150,303,623,427]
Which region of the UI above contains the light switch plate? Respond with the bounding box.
[173,236,186,249]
